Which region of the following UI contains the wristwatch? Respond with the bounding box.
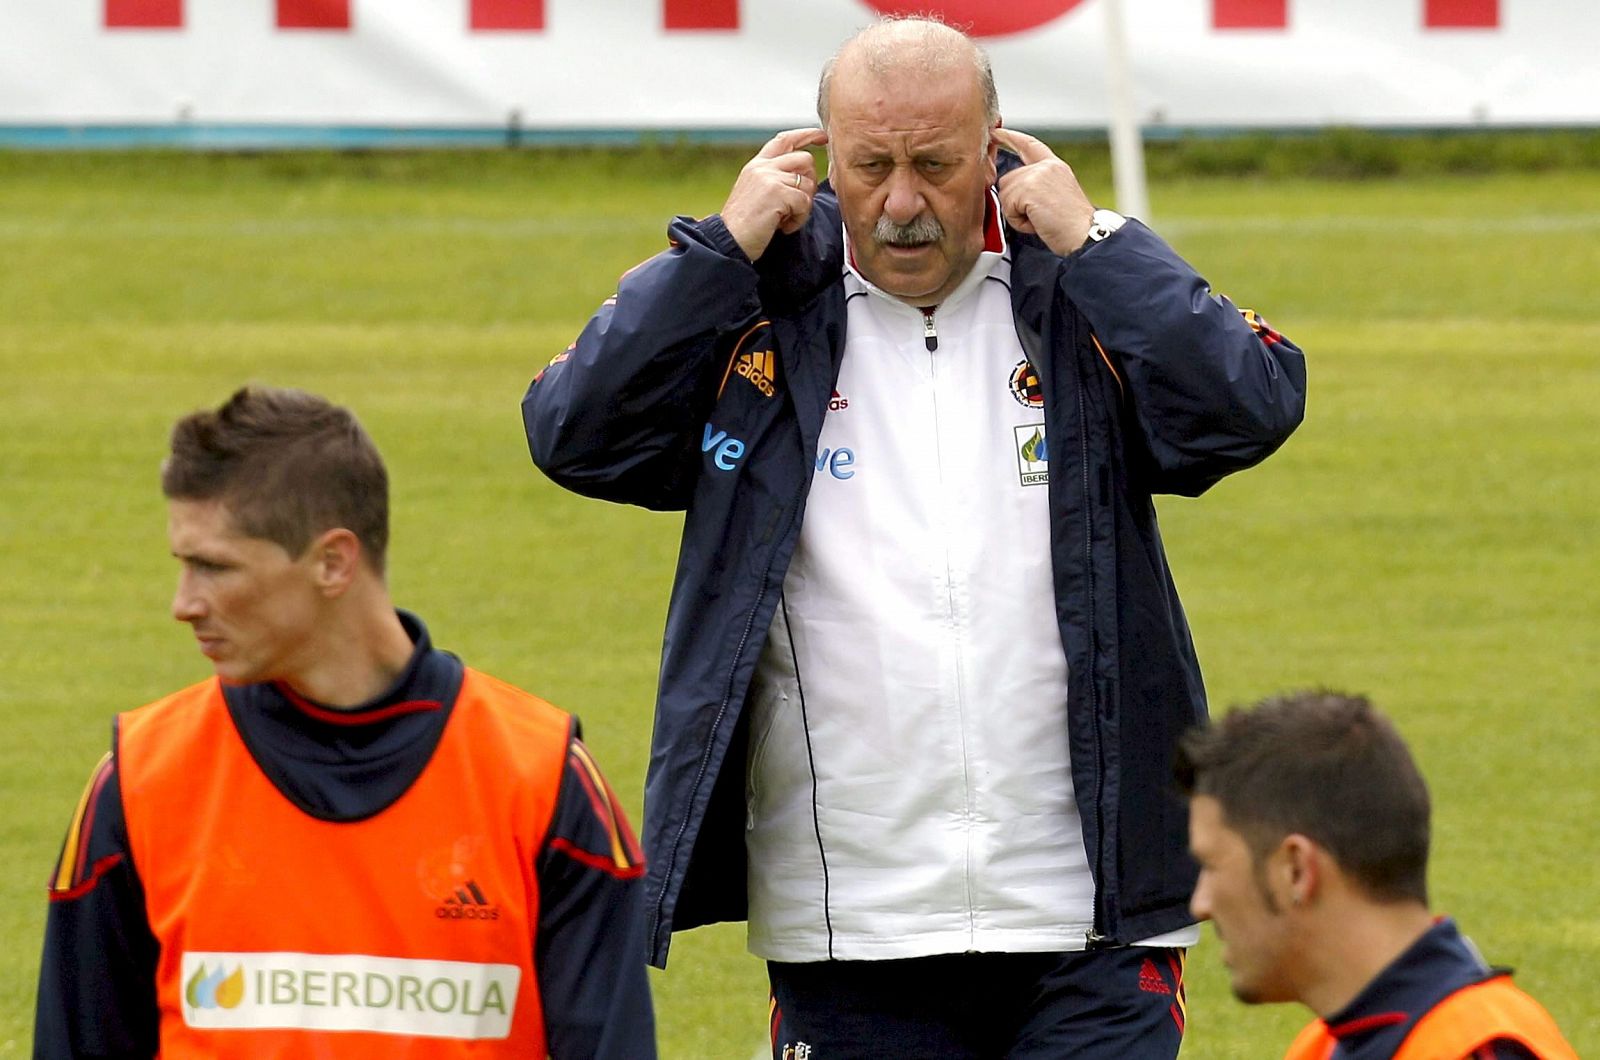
[1084,208,1127,246]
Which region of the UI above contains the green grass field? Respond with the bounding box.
[2,143,1596,1057]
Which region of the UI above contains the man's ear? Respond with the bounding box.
[1277,834,1323,909]
[308,528,362,598]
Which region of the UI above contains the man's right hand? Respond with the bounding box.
[719,128,829,262]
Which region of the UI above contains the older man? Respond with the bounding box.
[524,16,1305,1057]
[1178,691,1576,1059]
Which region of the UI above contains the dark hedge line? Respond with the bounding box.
[3,127,1597,184]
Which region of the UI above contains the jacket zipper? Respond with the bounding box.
[925,319,979,940]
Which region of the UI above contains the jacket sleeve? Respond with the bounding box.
[34,751,160,1060]
[534,739,656,1059]
[521,214,765,511]
[1060,221,1307,496]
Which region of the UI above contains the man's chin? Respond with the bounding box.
[868,264,946,303]
[1230,982,1265,1006]
[209,659,260,686]
[877,243,939,271]
[1230,977,1292,1007]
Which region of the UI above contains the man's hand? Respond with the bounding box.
[991,127,1097,256]
[719,127,829,262]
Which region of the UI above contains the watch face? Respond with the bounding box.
[1092,209,1125,233]
[1085,210,1125,244]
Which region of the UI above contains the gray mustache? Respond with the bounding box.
[874,214,944,247]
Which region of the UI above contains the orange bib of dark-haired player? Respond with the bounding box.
[1284,973,1578,1060]
[118,670,571,1057]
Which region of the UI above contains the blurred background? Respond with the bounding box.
[4,0,1599,144]
[2,1,1597,1056]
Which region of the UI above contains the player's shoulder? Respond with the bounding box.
[458,666,566,712]
[115,678,227,762]
[455,667,575,743]
[122,676,223,723]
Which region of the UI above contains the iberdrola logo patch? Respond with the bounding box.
[179,951,520,1040]
[1014,424,1049,486]
[186,962,245,1009]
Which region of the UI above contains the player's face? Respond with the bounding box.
[168,498,322,686]
[826,64,998,307]
[1188,796,1297,1005]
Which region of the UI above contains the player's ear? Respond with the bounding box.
[1279,834,1321,909]
[308,528,362,597]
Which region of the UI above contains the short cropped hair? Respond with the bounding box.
[162,386,390,573]
[816,15,1000,130]
[1175,690,1431,905]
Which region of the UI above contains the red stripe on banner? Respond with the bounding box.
[105,0,182,28]
[471,0,543,30]
[1424,0,1497,28]
[664,0,738,30]
[861,1,1086,38]
[1213,0,1288,29]
[278,0,350,29]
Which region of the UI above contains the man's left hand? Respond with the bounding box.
[991,127,1097,256]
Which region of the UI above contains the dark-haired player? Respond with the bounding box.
[36,386,655,1059]
[1177,690,1576,1060]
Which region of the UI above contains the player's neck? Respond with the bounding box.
[280,590,415,709]
[1298,900,1435,1019]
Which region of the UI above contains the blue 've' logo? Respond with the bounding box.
[815,447,855,480]
[702,423,746,472]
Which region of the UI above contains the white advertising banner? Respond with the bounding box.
[1,0,1596,131]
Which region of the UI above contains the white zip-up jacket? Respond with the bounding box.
[748,213,1192,961]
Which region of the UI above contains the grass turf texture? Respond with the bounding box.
[1,137,1596,1056]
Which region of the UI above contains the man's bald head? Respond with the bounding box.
[816,16,999,131]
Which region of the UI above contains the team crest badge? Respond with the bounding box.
[1008,359,1043,409]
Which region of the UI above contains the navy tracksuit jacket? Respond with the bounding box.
[523,167,1307,967]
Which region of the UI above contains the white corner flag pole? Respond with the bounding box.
[1101,0,1151,222]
